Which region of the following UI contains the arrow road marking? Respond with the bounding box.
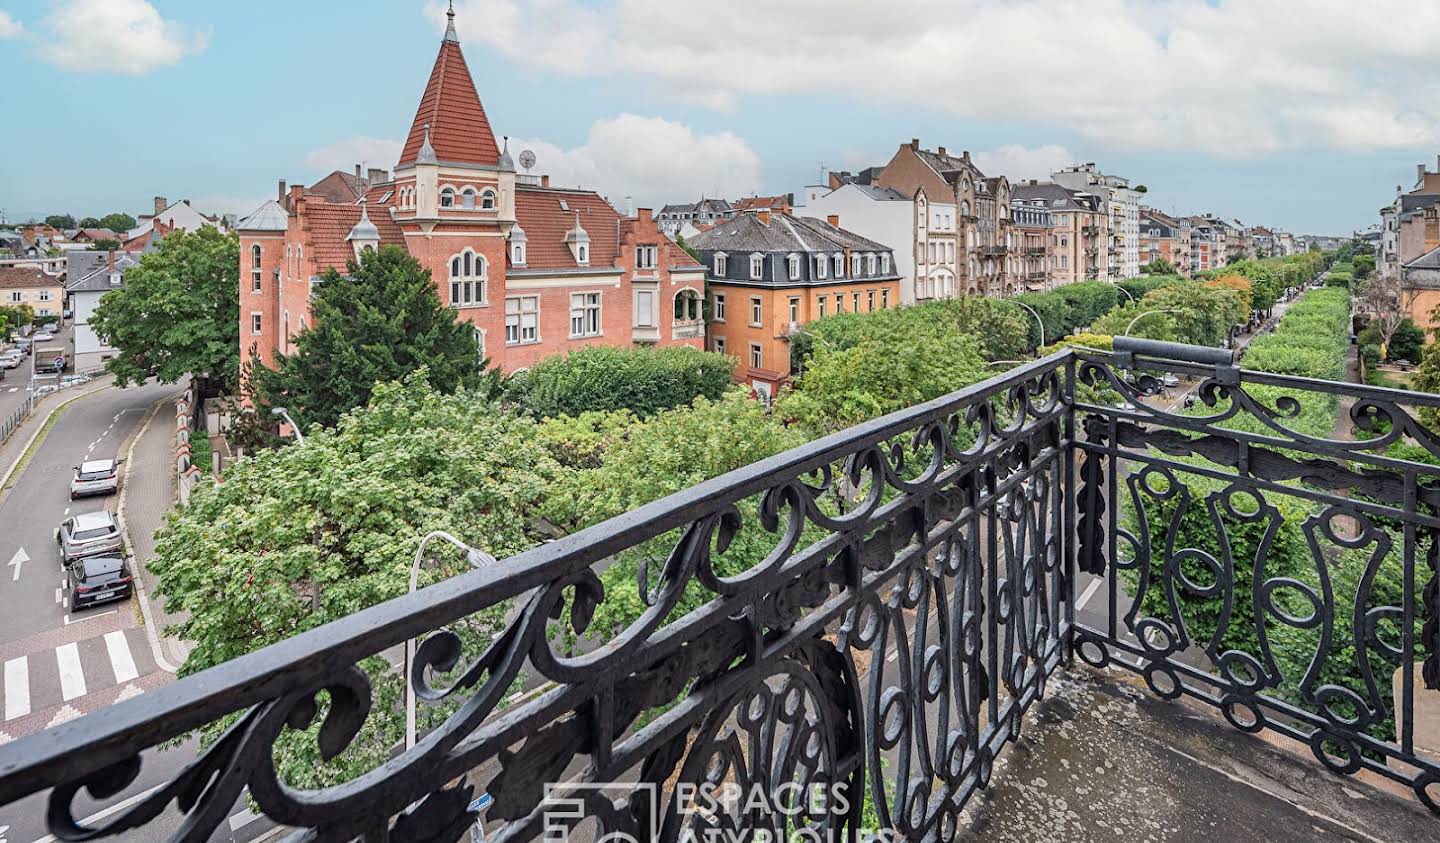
[6,548,26,582]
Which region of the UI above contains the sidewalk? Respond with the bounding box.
[118,391,194,670]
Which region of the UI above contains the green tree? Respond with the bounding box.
[151,375,558,787]
[0,304,34,338]
[98,212,138,233]
[78,217,101,228]
[1140,257,1177,276]
[44,213,76,230]
[252,244,492,429]
[1387,318,1424,363]
[506,345,733,419]
[89,226,239,393]
[90,238,120,252]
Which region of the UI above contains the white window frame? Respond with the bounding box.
[474,327,487,361]
[749,296,763,327]
[713,336,727,356]
[749,253,765,280]
[250,311,262,335]
[636,289,656,328]
[570,291,602,338]
[881,253,890,274]
[461,188,476,209]
[832,253,843,277]
[480,189,497,210]
[713,293,726,322]
[440,187,456,208]
[865,253,876,275]
[674,289,701,322]
[814,254,827,280]
[787,253,801,281]
[512,242,526,266]
[448,248,488,307]
[250,244,262,293]
[749,342,763,370]
[851,254,861,276]
[505,295,539,345]
[787,296,800,324]
[714,252,728,276]
[636,244,657,270]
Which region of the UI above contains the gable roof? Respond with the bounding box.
[397,21,501,168]
[0,266,60,289]
[308,170,370,204]
[513,186,622,270]
[67,252,142,293]
[1404,244,1440,270]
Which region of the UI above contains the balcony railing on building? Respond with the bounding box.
[1,338,1437,841]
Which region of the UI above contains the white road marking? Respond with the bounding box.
[56,643,86,701]
[1077,576,1105,610]
[6,548,26,581]
[3,658,29,720]
[6,386,16,392]
[54,587,61,604]
[229,807,261,832]
[104,631,138,684]
[62,609,114,625]
[62,507,69,516]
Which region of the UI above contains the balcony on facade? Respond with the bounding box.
[1082,225,1100,236]
[1024,246,1047,256]
[981,245,1009,256]
[1,331,1438,841]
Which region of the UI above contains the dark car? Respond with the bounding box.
[67,555,133,609]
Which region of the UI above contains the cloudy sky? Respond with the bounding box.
[2,0,1437,233]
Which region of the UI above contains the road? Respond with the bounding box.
[0,379,278,842]
[0,321,71,424]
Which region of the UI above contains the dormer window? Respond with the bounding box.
[881,253,891,274]
[481,189,497,210]
[714,252,727,276]
[851,254,861,276]
[577,244,589,264]
[832,253,843,277]
[440,187,455,208]
[512,242,526,265]
[865,253,876,275]
[461,188,476,209]
[749,253,764,280]
[814,254,827,279]
[787,253,801,281]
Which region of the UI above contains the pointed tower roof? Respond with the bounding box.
[397,6,501,168]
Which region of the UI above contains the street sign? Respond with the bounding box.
[468,793,493,813]
[53,356,65,370]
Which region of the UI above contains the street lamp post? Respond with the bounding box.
[1012,300,1046,349]
[406,531,497,751]
[1124,308,1185,337]
[270,407,304,444]
[1111,282,1136,304]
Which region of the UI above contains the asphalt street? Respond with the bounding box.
[0,321,70,423]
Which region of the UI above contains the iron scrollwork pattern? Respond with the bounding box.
[1074,348,1440,815]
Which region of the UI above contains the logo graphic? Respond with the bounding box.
[542,783,656,843]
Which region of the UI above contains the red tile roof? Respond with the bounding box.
[0,266,58,289]
[302,201,405,272]
[120,219,171,252]
[398,39,501,168]
[309,170,369,204]
[732,195,791,212]
[514,187,621,270]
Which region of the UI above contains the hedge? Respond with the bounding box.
[506,345,734,419]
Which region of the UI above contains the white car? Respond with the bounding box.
[0,354,20,369]
[70,458,121,498]
[32,331,54,341]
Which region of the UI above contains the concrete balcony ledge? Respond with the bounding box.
[960,666,1436,841]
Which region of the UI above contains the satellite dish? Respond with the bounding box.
[518,149,536,172]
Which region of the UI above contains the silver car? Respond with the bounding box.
[71,458,121,498]
[56,511,123,563]
[0,353,20,369]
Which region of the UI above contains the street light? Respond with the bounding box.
[1012,300,1046,349]
[1124,308,1184,337]
[270,406,304,444]
[406,530,497,751]
[1111,282,1137,303]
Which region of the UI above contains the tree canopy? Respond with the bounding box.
[90,226,239,390]
[250,245,492,430]
[98,212,137,233]
[44,213,76,229]
[1139,258,1177,276]
[506,345,733,419]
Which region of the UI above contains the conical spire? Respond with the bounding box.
[498,135,514,171]
[416,124,438,165]
[397,3,501,168]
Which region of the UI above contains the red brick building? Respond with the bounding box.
[237,7,704,375]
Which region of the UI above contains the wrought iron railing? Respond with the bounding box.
[0,341,1436,841]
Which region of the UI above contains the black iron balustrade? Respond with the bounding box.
[0,341,1435,842]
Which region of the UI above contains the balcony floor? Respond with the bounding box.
[959,665,1435,841]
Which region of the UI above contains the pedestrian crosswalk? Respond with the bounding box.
[1,628,154,724]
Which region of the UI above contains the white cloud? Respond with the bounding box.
[511,114,761,208]
[0,11,24,39]
[38,0,206,74]
[431,0,1440,156]
[302,136,405,175]
[972,145,1076,182]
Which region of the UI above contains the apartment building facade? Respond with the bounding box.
[1051,164,1141,279]
[689,211,899,400]
[1011,181,1107,286]
[237,8,705,377]
[1139,209,1192,275]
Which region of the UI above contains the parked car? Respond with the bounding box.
[70,458,121,498]
[32,331,53,341]
[14,337,32,355]
[55,511,123,563]
[0,351,20,368]
[67,555,133,609]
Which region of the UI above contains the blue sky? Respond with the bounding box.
[2,0,1436,234]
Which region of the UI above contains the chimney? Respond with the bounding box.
[1426,208,1439,252]
[183,199,191,206]
[826,214,840,228]
[962,151,971,164]
[541,175,550,188]
[355,164,362,178]
[637,208,653,225]
[278,179,287,202]
[153,196,167,215]
[107,250,115,271]
[757,211,772,225]
[937,146,947,157]
[910,138,920,150]
[368,168,387,185]
[1419,164,1427,184]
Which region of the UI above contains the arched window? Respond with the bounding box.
[440,187,456,208]
[865,253,876,275]
[832,253,843,277]
[250,244,262,292]
[961,200,970,216]
[787,253,801,281]
[481,189,497,210]
[674,288,701,322]
[512,241,526,265]
[814,254,827,280]
[881,253,890,274]
[749,253,764,280]
[850,253,861,276]
[714,252,728,276]
[461,188,476,209]
[448,248,487,307]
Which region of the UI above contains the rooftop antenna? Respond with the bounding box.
[818,160,827,184]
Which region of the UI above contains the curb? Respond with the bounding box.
[116,394,183,675]
[0,382,112,495]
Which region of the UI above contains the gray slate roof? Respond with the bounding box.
[688,213,893,255]
[66,252,140,293]
[849,184,908,201]
[1404,245,1440,270]
[235,200,290,232]
[1012,182,1092,211]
